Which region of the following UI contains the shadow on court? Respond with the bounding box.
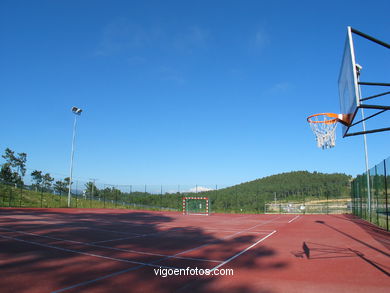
[315,219,390,257]
[329,214,390,250]
[0,208,283,293]
[306,220,390,276]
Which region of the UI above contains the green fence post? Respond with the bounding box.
[235,185,238,214]
[384,159,389,231]
[75,181,78,208]
[8,185,12,207]
[374,166,379,225]
[115,187,118,208]
[160,185,163,211]
[19,184,23,207]
[326,192,329,215]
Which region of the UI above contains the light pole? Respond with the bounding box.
[68,106,83,207]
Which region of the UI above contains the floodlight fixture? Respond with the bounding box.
[71,106,83,115]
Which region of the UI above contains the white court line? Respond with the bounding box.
[222,215,282,236]
[0,234,180,270]
[202,229,274,234]
[212,214,254,222]
[0,227,83,244]
[2,213,167,237]
[158,215,264,229]
[80,226,142,236]
[50,215,284,292]
[88,235,144,244]
[288,215,300,223]
[0,226,221,263]
[89,215,282,269]
[210,230,277,272]
[152,215,283,259]
[4,222,143,237]
[89,227,185,244]
[51,265,146,293]
[156,225,275,234]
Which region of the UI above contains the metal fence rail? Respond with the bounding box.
[0,182,268,214]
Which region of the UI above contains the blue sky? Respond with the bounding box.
[1,0,389,187]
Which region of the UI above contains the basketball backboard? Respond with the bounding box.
[338,27,359,137]
[337,26,390,137]
[308,27,389,147]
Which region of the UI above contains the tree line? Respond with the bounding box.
[0,148,352,212]
[0,148,69,194]
[64,171,352,212]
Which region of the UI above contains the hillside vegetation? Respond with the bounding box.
[204,171,351,213]
[1,171,351,213]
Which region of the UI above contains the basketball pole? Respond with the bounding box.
[357,69,371,220]
[361,108,371,220]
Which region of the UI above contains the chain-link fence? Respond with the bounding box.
[0,173,356,216]
[351,157,389,231]
[0,180,270,214]
[0,181,232,212]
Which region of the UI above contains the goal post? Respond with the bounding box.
[182,197,210,215]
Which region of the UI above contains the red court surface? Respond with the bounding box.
[0,208,389,293]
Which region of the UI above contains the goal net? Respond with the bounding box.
[182,197,210,215]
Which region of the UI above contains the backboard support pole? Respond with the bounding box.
[344,127,390,136]
[351,27,390,49]
[349,109,387,127]
[360,91,390,102]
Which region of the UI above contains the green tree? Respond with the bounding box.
[54,180,68,195]
[64,177,71,187]
[0,163,18,183]
[101,186,121,200]
[42,173,54,191]
[1,148,27,184]
[85,181,99,198]
[31,170,43,190]
[15,153,27,178]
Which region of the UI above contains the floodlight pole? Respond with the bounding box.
[67,107,82,207]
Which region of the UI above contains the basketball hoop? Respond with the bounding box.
[307,113,340,149]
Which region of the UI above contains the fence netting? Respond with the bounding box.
[351,157,389,231]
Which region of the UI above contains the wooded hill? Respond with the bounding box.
[112,171,352,213]
[204,171,351,212]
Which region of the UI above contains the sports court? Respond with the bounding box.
[1,2,390,292]
[0,208,388,293]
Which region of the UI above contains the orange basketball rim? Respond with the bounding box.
[307,113,351,149]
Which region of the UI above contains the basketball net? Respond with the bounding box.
[307,114,338,149]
